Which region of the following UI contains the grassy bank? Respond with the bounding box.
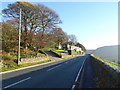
[90,55,119,88]
[52,49,83,56]
[52,50,68,56]
[92,54,120,71]
[1,60,52,72]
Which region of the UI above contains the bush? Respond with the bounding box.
[20,48,47,58]
[2,54,13,61]
[2,60,17,68]
[20,48,37,58]
[20,52,35,58]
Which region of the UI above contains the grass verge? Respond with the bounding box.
[1,60,52,72]
[52,50,68,56]
[92,55,120,71]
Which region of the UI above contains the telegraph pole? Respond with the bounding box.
[18,8,22,64]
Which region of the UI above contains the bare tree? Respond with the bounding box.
[68,34,77,45]
[37,4,62,39]
[50,28,68,46]
[2,1,62,49]
[2,2,39,49]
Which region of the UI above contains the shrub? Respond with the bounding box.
[20,49,46,58]
[2,60,17,68]
[2,54,13,61]
[20,48,36,58]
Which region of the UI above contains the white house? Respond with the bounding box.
[59,43,84,53]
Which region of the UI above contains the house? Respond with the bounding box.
[59,43,71,50]
[59,43,84,53]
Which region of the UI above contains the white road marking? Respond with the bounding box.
[71,57,87,90]
[65,62,68,64]
[3,77,31,89]
[47,64,62,71]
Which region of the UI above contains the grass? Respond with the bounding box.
[1,60,52,72]
[92,55,120,71]
[52,50,68,55]
[55,50,68,52]
[71,50,81,55]
[52,49,84,58]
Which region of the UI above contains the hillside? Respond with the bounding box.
[93,45,119,62]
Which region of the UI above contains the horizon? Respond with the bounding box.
[86,44,119,50]
[1,1,118,49]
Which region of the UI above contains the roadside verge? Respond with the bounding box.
[90,55,120,88]
[1,56,81,80]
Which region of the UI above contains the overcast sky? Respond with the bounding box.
[1,1,118,49]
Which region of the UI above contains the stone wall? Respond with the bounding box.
[18,54,81,65]
[18,56,50,65]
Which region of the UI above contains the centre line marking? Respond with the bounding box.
[71,57,87,90]
[3,77,31,89]
[65,62,68,64]
[47,64,61,71]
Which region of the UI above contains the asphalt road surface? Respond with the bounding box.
[2,55,96,89]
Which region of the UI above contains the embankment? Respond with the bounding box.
[90,56,120,88]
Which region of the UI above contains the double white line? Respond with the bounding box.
[71,57,87,90]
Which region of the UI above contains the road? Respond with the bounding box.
[2,55,96,89]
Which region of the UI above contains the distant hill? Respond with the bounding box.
[93,45,119,62]
[86,49,95,54]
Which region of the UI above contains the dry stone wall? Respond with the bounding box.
[18,56,50,65]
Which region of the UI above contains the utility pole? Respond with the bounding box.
[18,8,22,64]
